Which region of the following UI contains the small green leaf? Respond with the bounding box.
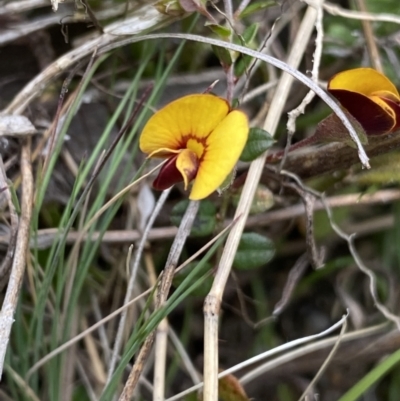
[240,127,275,162]
[242,23,259,44]
[234,54,253,78]
[233,232,275,270]
[239,1,276,18]
[231,98,240,109]
[171,199,217,237]
[212,45,233,67]
[7,180,21,215]
[206,23,232,38]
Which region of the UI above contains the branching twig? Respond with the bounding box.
[280,169,400,330]
[273,253,309,316]
[283,0,324,169]
[353,0,383,72]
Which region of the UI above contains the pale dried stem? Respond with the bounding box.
[202,3,323,400]
[223,0,233,24]
[322,1,400,25]
[234,0,251,18]
[285,0,324,167]
[0,156,19,290]
[3,365,41,401]
[168,313,357,401]
[168,328,202,385]
[151,258,169,401]
[106,188,171,383]
[353,0,383,72]
[1,188,399,250]
[239,323,385,386]
[297,315,347,401]
[118,201,199,401]
[0,139,33,378]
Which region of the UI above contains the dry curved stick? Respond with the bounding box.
[0,139,33,378]
[3,6,177,115]
[0,188,398,249]
[322,0,400,24]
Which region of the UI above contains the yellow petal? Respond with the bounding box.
[369,95,396,121]
[189,110,249,200]
[372,90,400,102]
[140,94,230,156]
[328,68,399,97]
[176,149,199,190]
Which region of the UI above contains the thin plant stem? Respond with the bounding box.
[0,139,33,378]
[107,187,172,383]
[202,2,324,400]
[118,200,200,401]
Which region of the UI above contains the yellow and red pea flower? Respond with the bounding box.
[328,68,400,135]
[139,94,249,200]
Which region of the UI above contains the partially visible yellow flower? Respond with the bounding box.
[140,94,249,200]
[328,68,400,135]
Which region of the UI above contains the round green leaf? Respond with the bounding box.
[233,232,275,270]
[239,127,275,162]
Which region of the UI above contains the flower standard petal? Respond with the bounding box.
[139,94,230,156]
[328,68,399,97]
[189,110,249,200]
[327,68,400,135]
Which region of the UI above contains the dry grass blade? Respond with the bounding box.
[107,188,172,383]
[0,139,33,378]
[297,314,348,401]
[0,156,19,290]
[167,313,352,401]
[322,1,400,24]
[26,221,236,379]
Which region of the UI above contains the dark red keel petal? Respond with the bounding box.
[328,89,395,135]
[153,155,184,191]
